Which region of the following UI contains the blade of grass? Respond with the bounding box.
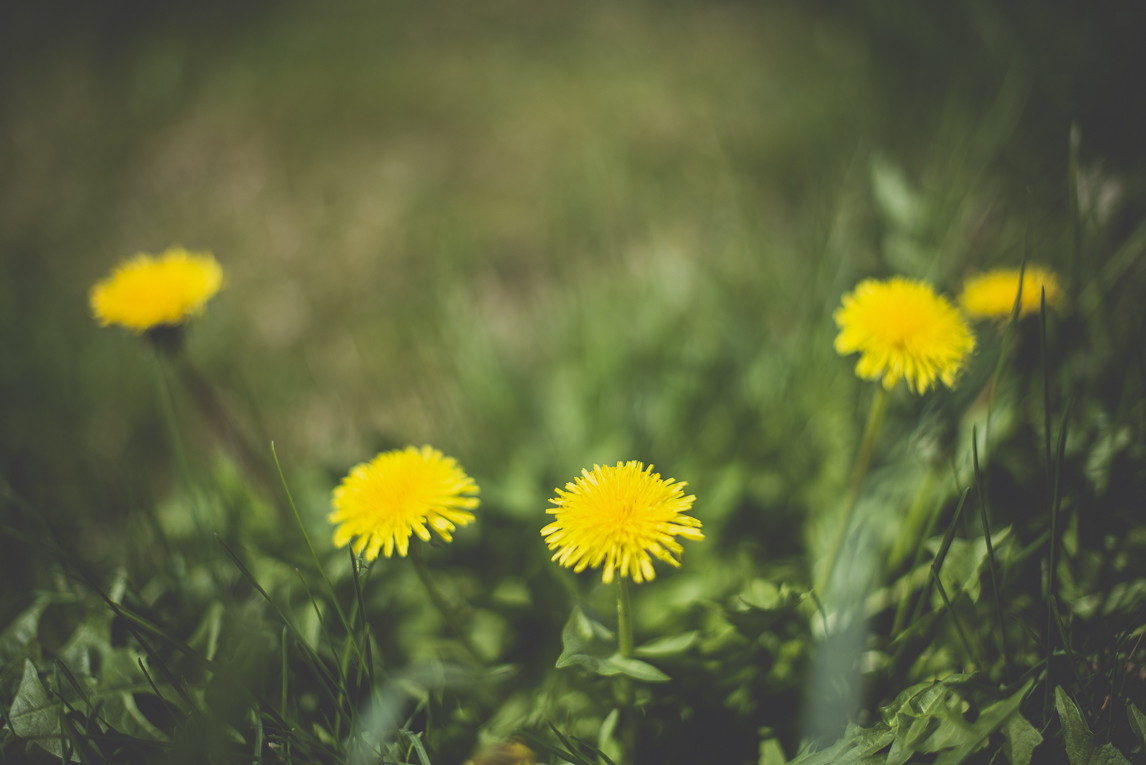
[348,547,377,692]
[252,707,264,765]
[973,425,1010,682]
[1045,398,1073,718]
[293,569,355,741]
[409,539,480,660]
[571,736,619,765]
[137,658,184,719]
[271,443,365,667]
[514,730,595,765]
[892,490,947,637]
[930,570,981,670]
[214,534,342,696]
[281,627,290,720]
[818,384,890,596]
[399,729,432,765]
[907,487,972,631]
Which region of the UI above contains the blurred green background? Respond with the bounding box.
[2,1,1145,762]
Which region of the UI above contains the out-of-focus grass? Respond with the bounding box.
[3,1,1145,763]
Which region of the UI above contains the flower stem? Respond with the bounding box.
[887,464,938,572]
[617,577,634,659]
[817,384,890,597]
[409,539,479,660]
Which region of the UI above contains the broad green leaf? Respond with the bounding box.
[7,659,65,759]
[0,600,47,666]
[1055,687,1131,765]
[886,712,937,765]
[633,631,697,658]
[556,606,614,667]
[786,734,853,765]
[759,736,787,765]
[556,651,670,682]
[929,528,1011,604]
[1003,712,1043,765]
[850,722,894,757]
[94,649,170,740]
[930,679,1031,765]
[1127,702,1146,751]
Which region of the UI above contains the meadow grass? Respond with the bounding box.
[1,2,1144,763]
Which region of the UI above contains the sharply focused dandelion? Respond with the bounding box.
[959,265,1063,320]
[542,461,702,584]
[90,247,223,333]
[833,276,976,394]
[329,445,479,560]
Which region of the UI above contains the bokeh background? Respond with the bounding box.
[3,1,1146,762]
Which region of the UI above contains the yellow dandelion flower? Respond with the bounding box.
[834,276,976,394]
[90,247,223,332]
[958,265,1063,320]
[329,445,479,561]
[541,461,702,584]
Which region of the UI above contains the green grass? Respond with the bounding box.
[2,1,1145,763]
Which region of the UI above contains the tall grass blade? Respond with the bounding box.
[973,425,1010,681]
[271,442,366,667]
[1045,398,1073,717]
[930,570,980,670]
[348,547,377,692]
[281,627,290,719]
[907,487,971,630]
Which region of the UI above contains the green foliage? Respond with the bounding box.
[3,2,1146,764]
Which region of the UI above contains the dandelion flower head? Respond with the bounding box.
[541,461,702,584]
[959,265,1063,320]
[834,276,976,394]
[90,247,223,332]
[329,445,479,560]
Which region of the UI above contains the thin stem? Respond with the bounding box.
[974,425,1010,682]
[889,465,938,572]
[271,443,366,669]
[617,577,634,659]
[931,569,980,670]
[409,539,479,660]
[1044,399,1072,718]
[891,495,942,637]
[818,384,890,596]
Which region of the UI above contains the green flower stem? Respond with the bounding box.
[817,384,890,597]
[150,355,217,570]
[617,577,634,659]
[890,493,944,637]
[409,539,479,660]
[888,464,938,572]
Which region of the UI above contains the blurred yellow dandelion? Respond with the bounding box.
[329,445,479,560]
[834,276,976,394]
[90,247,223,332]
[959,265,1063,320]
[541,461,702,584]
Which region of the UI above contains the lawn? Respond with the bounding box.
[1,2,1144,763]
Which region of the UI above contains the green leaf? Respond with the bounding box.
[1128,701,1146,751]
[930,679,1031,765]
[1003,712,1043,765]
[7,659,64,759]
[886,712,937,765]
[555,606,668,679]
[556,606,614,665]
[633,631,698,658]
[928,528,1011,604]
[1055,687,1131,765]
[786,723,892,765]
[0,600,47,666]
[759,736,787,765]
[94,649,170,740]
[556,651,670,682]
